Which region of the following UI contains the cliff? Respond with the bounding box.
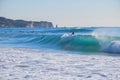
[0,17,54,28]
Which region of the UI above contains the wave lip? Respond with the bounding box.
[102,41,120,53]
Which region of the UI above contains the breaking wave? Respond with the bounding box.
[0,27,120,53]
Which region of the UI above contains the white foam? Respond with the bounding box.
[0,47,120,80]
[103,41,120,53]
[61,33,74,41]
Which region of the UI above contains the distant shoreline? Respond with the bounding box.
[0,17,54,28]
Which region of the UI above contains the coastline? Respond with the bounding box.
[0,47,120,80]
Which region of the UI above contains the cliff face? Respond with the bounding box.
[0,17,54,28]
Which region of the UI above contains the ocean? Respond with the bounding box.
[0,27,120,80]
[0,27,120,54]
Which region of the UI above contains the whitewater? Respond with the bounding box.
[0,27,120,80]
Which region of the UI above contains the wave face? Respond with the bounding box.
[0,27,120,53]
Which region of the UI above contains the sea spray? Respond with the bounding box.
[92,27,120,53]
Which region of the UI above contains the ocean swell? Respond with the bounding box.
[0,27,120,53]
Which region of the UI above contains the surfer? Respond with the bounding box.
[71,32,74,36]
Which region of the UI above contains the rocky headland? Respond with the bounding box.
[0,17,54,28]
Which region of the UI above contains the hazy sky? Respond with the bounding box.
[0,0,120,27]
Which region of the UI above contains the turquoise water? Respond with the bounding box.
[0,27,120,54]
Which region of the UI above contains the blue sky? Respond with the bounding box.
[0,0,120,27]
